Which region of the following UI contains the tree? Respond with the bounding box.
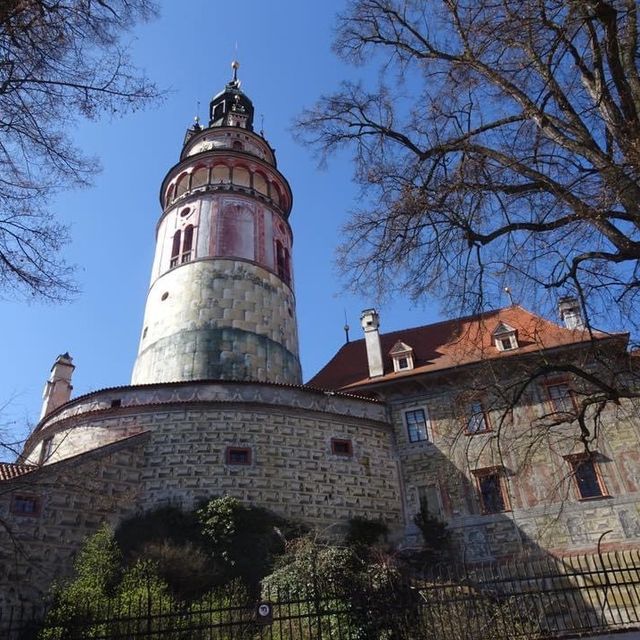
[299,0,640,337]
[298,0,640,455]
[0,0,159,300]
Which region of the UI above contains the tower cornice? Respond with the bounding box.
[159,148,293,218]
[181,125,276,165]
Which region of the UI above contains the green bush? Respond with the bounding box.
[413,498,450,563]
[198,495,304,592]
[345,516,389,548]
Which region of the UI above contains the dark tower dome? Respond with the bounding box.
[209,60,254,131]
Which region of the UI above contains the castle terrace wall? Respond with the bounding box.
[21,381,402,535]
[0,434,147,608]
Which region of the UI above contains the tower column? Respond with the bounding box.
[132,63,302,385]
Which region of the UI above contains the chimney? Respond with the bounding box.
[40,353,75,419]
[360,309,384,377]
[558,297,584,329]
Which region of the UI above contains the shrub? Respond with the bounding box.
[345,516,389,548]
[198,496,303,592]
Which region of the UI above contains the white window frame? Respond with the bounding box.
[495,332,518,351]
[393,353,414,372]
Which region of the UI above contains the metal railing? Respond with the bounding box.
[3,548,640,639]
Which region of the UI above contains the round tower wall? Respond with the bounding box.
[152,193,293,285]
[182,128,276,166]
[132,260,300,384]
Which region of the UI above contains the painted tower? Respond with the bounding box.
[132,63,302,385]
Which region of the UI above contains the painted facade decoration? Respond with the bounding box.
[1,64,639,607]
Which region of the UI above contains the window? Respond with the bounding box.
[492,322,518,351]
[181,225,194,263]
[11,495,40,516]
[405,408,430,443]
[466,400,490,434]
[39,437,53,465]
[283,248,291,285]
[191,167,208,189]
[390,341,414,372]
[170,225,196,268]
[473,468,509,513]
[566,454,606,499]
[175,173,189,198]
[331,438,353,457]
[499,336,517,351]
[170,230,181,268]
[110,399,122,408]
[275,240,290,284]
[226,447,251,465]
[547,381,575,413]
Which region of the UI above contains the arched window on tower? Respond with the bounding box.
[254,172,268,196]
[276,240,286,282]
[271,182,281,207]
[191,166,208,190]
[175,173,189,198]
[212,164,230,184]
[182,225,194,263]
[170,230,181,268]
[166,184,175,206]
[233,166,251,189]
[283,247,291,285]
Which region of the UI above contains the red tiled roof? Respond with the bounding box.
[307,306,625,391]
[0,462,37,481]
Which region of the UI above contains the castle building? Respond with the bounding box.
[1,65,640,606]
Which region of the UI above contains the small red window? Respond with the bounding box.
[11,495,41,517]
[331,438,353,457]
[226,447,251,465]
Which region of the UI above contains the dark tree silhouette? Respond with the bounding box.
[299,0,640,337]
[298,0,640,461]
[0,0,160,299]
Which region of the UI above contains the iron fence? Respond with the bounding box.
[3,548,640,639]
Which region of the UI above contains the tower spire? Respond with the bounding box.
[207,61,254,130]
[231,59,240,85]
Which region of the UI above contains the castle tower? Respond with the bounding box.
[132,62,301,385]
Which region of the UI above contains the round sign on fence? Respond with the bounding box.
[256,601,273,624]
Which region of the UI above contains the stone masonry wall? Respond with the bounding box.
[4,383,402,606]
[21,382,401,535]
[386,372,640,561]
[0,435,147,607]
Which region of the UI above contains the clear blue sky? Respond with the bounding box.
[0,0,442,455]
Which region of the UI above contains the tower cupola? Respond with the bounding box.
[208,61,254,131]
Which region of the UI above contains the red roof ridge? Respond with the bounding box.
[307,304,626,390]
[0,462,37,481]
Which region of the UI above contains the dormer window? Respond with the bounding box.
[492,322,518,352]
[390,340,414,372]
